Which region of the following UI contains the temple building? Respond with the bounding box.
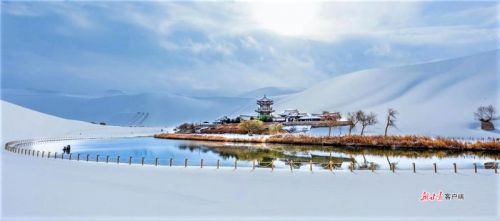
[255,95,275,117]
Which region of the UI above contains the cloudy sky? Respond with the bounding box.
[2,1,498,96]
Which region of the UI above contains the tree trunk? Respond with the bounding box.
[360,126,366,135]
[348,126,353,136]
[384,124,389,137]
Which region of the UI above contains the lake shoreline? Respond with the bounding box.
[154,133,500,152]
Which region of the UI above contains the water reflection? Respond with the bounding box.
[28,137,499,171]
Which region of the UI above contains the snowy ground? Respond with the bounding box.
[2,152,499,221]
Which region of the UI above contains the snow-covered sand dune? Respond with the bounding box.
[0,100,164,145]
[1,89,254,126]
[275,50,499,137]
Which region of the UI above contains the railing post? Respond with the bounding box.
[495,163,498,174]
[54,152,57,159]
[106,155,109,163]
[234,160,237,170]
[69,153,72,160]
[42,151,45,158]
[155,157,159,166]
[433,163,437,173]
[371,162,375,172]
[169,158,173,167]
[453,163,457,173]
[37,151,39,157]
[271,160,274,172]
[216,159,220,169]
[412,162,416,173]
[474,163,477,173]
[48,152,51,158]
[141,157,144,166]
[289,160,293,172]
[129,156,132,165]
[200,159,203,168]
[117,156,120,164]
[252,160,256,170]
[96,155,99,163]
[77,153,80,161]
[86,154,89,162]
[184,159,188,168]
[349,162,353,172]
[309,160,313,172]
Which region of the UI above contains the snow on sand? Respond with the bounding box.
[275,50,500,138]
[1,101,165,145]
[2,153,499,221]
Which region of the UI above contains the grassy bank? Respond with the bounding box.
[154,133,500,151]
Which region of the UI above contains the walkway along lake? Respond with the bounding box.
[22,137,500,171]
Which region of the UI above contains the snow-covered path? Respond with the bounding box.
[2,151,498,221]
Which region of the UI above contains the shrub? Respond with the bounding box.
[239,120,264,134]
[258,115,273,122]
[176,123,195,134]
[268,123,283,135]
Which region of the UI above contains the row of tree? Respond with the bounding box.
[325,108,398,137]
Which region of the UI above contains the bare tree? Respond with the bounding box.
[474,105,497,122]
[347,111,363,136]
[359,112,377,135]
[474,105,497,130]
[384,108,398,137]
[323,111,341,137]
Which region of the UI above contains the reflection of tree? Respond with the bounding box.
[173,140,499,166]
[357,153,380,170]
[385,155,398,170]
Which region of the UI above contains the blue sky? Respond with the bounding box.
[1,1,498,96]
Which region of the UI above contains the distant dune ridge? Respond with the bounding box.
[1,50,498,138]
[1,90,254,127]
[275,50,499,137]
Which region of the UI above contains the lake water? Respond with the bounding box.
[29,137,499,171]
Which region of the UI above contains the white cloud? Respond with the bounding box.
[3,1,498,96]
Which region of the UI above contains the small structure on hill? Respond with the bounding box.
[255,95,275,117]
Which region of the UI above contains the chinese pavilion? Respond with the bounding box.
[255,95,275,117]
